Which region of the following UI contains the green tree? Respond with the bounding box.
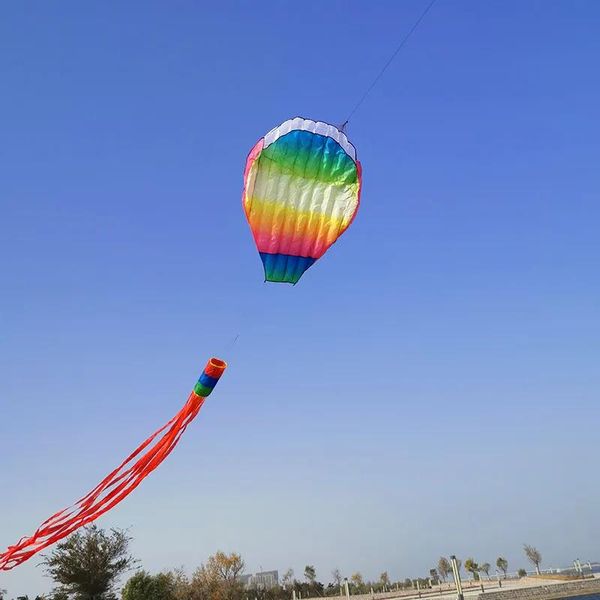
[122,571,179,600]
[350,572,364,592]
[282,569,294,589]
[480,563,491,579]
[429,569,439,584]
[43,525,136,600]
[380,572,390,590]
[0,589,6,600]
[331,569,342,587]
[464,558,480,581]
[438,557,451,583]
[496,557,508,579]
[304,565,317,585]
[523,545,542,575]
[518,569,527,578]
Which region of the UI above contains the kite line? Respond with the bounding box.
[343,0,439,126]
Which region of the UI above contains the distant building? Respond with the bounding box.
[238,570,279,589]
[238,574,252,586]
[252,570,279,589]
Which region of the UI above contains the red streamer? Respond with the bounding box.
[0,391,206,571]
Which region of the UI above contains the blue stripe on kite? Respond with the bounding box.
[199,373,218,388]
[260,253,316,284]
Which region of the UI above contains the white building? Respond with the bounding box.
[242,570,279,589]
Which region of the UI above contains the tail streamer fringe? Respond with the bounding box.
[0,357,227,571]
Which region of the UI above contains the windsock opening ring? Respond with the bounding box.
[209,357,227,370]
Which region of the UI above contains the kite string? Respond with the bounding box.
[219,279,271,365]
[343,0,439,126]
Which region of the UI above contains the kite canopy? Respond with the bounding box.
[243,117,362,284]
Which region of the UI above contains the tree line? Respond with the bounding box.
[432,545,542,585]
[0,526,545,600]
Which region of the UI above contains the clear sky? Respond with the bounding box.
[1,1,599,596]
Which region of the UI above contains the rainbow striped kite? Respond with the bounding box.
[243,117,362,284]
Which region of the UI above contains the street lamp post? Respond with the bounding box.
[450,556,464,600]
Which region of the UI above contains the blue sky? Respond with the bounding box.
[1,0,599,596]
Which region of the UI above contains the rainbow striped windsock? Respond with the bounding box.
[193,357,227,397]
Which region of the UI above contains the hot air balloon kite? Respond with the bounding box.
[243,117,362,284]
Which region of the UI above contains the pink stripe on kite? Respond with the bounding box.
[253,229,331,259]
